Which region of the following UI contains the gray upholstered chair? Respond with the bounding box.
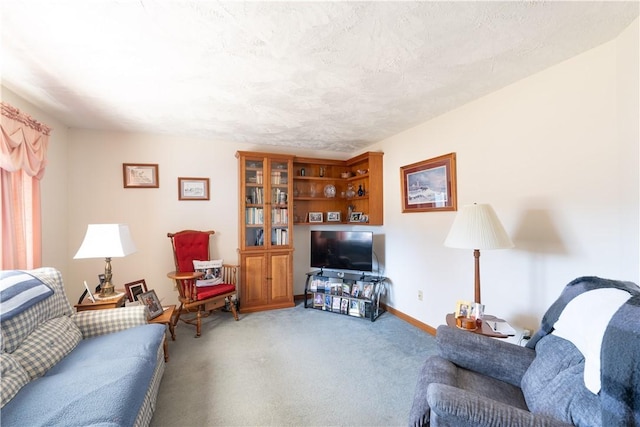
[409,276,640,427]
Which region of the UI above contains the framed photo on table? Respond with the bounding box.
[124,279,148,303]
[138,289,163,320]
[400,153,457,213]
[123,163,159,188]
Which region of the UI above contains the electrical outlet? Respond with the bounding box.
[417,290,423,301]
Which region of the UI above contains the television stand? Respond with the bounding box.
[303,270,386,322]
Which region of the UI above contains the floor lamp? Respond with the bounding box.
[444,204,513,304]
[74,224,137,297]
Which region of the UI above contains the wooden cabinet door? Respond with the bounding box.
[269,251,293,305]
[240,253,268,309]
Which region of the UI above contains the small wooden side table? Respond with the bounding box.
[75,293,126,312]
[149,305,176,362]
[445,313,508,338]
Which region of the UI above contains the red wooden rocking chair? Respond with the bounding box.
[167,230,238,337]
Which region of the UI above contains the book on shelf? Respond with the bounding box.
[324,295,332,311]
[363,283,374,299]
[340,298,349,314]
[349,299,362,317]
[313,293,324,308]
[332,297,341,312]
[342,283,351,296]
[351,284,361,298]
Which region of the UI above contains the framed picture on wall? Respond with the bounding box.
[400,153,457,213]
[123,163,159,188]
[178,177,210,201]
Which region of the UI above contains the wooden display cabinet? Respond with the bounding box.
[236,151,295,312]
[292,152,383,225]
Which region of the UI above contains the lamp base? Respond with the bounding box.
[100,281,115,297]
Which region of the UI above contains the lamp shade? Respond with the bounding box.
[444,204,514,250]
[74,224,137,259]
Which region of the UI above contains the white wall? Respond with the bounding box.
[366,18,639,329]
[3,19,637,331]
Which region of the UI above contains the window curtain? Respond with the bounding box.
[1,102,52,269]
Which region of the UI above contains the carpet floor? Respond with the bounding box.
[150,301,436,427]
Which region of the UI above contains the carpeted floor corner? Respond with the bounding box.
[151,301,437,427]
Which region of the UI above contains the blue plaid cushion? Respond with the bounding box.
[0,352,30,408]
[11,316,82,379]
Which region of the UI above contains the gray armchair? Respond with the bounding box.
[409,276,640,427]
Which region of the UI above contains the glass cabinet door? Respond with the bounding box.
[270,159,290,247]
[244,158,265,248]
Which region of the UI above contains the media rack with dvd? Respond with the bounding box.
[303,270,386,322]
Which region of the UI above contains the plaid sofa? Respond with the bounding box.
[1,268,166,426]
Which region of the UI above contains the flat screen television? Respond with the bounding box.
[310,230,373,272]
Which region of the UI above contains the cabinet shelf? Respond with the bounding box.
[293,152,383,226]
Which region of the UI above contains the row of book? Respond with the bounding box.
[272,228,289,245]
[312,293,369,317]
[247,187,264,204]
[308,278,375,300]
[246,207,264,225]
[271,208,288,225]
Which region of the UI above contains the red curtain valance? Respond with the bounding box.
[1,102,52,179]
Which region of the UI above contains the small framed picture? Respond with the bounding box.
[178,177,210,201]
[123,163,159,188]
[124,279,148,303]
[327,211,341,222]
[359,214,369,223]
[309,212,323,223]
[349,212,362,222]
[138,289,163,319]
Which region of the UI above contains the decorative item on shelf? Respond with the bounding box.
[300,168,305,176]
[319,167,325,177]
[324,184,336,198]
[74,224,137,297]
[444,203,514,304]
[357,184,364,197]
[356,169,368,175]
[309,185,317,197]
[341,172,351,178]
[345,183,356,198]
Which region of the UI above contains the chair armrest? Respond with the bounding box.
[436,325,535,386]
[427,383,572,427]
[71,305,148,338]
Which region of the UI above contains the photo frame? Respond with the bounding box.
[349,212,362,222]
[309,212,323,223]
[123,163,159,188]
[124,279,148,303]
[83,280,96,303]
[138,289,163,319]
[327,211,341,222]
[178,177,210,201]
[400,153,457,213]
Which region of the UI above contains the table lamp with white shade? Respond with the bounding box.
[444,203,514,304]
[74,224,137,297]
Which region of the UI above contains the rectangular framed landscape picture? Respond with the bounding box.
[123,163,159,188]
[178,177,210,201]
[400,152,457,213]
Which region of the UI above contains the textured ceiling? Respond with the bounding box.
[1,1,638,152]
